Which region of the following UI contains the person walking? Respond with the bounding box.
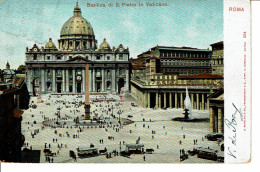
[143,155,146,161]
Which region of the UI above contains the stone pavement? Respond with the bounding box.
[21,94,223,163]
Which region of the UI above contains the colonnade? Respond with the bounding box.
[141,91,210,110]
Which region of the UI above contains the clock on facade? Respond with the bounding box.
[76,75,82,81]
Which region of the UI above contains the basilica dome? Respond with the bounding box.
[60,2,94,36]
[45,38,57,49]
[99,38,111,50]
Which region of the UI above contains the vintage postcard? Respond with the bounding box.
[0,0,251,165]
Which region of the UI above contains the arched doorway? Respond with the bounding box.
[118,78,125,94]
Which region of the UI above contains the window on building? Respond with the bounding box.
[119,69,123,75]
[96,56,101,60]
[107,56,110,60]
[119,54,123,60]
[33,54,37,60]
[57,55,62,60]
[69,56,72,60]
[47,56,50,60]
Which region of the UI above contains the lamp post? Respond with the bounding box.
[117,109,123,124]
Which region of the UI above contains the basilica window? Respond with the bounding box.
[119,54,123,60]
[33,54,37,60]
[57,69,62,76]
[96,56,101,60]
[107,56,110,60]
[119,69,123,75]
[47,56,50,60]
[56,55,62,60]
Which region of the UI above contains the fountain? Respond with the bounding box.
[173,87,206,122]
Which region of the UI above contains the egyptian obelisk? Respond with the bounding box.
[84,63,90,120]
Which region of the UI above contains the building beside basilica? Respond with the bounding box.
[25,3,130,96]
[130,43,223,110]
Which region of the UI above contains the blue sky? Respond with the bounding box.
[0,0,223,69]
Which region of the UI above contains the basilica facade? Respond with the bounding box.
[25,3,130,96]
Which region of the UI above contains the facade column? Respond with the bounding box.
[92,69,96,92]
[112,69,116,93]
[218,108,223,133]
[66,69,69,92]
[148,92,151,108]
[169,93,172,108]
[158,93,161,109]
[202,93,205,110]
[180,93,183,109]
[102,69,105,92]
[72,69,76,93]
[196,93,199,110]
[209,107,215,132]
[82,69,85,93]
[27,69,32,93]
[62,69,65,93]
[156,92,159,108]
[191,93,194,109]
[125,69,129,92]
[164,92,167,108]
[175,93,177,108]
[41,69,45,93]
[52,69,56,92]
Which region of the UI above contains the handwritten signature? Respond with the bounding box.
[225,103,243,159]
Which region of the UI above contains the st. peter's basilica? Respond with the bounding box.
[25,2,130,96]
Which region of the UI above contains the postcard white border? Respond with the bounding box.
[224,0,251,163]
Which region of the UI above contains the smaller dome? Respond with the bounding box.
[45,38,57,49]
[99,38,111,51]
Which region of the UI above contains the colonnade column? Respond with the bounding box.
[41,69,45,93]
[202,93,205,110]
[209,107,214,132]
[180,93,183,109]
[158,93,161,109]
[66,69,69,92]
[175,93,177,108]
[82,69,85,92]
[93,69,96,92]
[72,69,76,93]
[191,93,194,109]
[52,69,56,92]
[207,94,210,110]
[218,108,223,133]
[169,93,172,108]
[196,94,199,110]
[156,92,159,108]
[102,69,105,92]
[62,69,65,93]
[148,92,150,108]
[164,92,167,108]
